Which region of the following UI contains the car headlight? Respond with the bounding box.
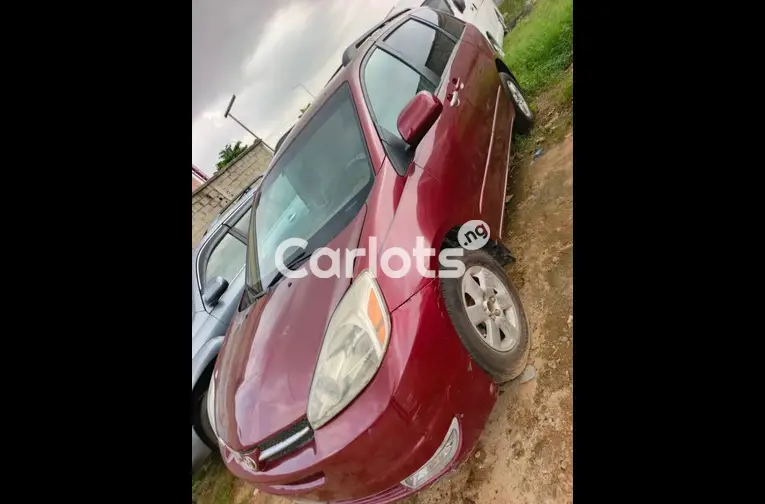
[307,270,390,429]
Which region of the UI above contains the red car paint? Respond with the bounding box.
[221,279,497,502]
[396,91,443,145]
[214,210,367,451]
[213,7,518,503]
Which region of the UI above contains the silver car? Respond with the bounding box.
[191,176,262,472]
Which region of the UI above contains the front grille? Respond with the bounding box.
[252,418,313,464]
[258,418,310,452]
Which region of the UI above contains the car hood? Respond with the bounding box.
[212,208,366,452]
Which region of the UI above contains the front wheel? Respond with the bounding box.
[500,72,534,135]
[440,249,530,383]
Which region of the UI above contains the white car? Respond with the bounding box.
[391,0,508,55]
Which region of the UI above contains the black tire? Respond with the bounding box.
[192,367,217,450]
[440,249,530,383]
[499,72,534,136]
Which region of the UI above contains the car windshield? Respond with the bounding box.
[245,83,374,294]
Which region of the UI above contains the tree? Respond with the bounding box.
[216,141,249,170]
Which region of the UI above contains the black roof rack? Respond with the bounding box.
[341,8,411,66]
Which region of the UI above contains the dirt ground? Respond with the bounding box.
[194,84,573,504]
[401,131,573,504]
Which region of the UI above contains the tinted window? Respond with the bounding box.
[364,49,436,139]
[413,8,465,39]
[205,233,246,287]
[384,19,456,80]
[246,84,373,293]
[422,0,453,14]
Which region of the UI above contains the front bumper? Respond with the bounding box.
[222,279,498,503]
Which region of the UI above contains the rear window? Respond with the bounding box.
[246,83,373,292]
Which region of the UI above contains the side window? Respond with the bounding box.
[384,19,456,81]
[364,49,436,139]
[232,208,252,236]
[204,233,246,288]
[422,0,453,15]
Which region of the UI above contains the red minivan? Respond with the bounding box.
[209,7,535,503]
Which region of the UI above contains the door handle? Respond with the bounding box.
[287,212,296,222]
[448,77,464,106]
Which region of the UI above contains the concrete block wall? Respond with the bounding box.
[191,141,273,246]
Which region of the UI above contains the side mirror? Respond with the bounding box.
[203,276,229,306]
[397,91,443,147]
[453,0,466,12]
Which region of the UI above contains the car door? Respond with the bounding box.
[416,7,510,235]
[379,9,504,232]
[363,12,478,220]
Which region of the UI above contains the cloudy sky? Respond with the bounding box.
[192,0,400,176]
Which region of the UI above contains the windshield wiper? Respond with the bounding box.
[265,250,313,289]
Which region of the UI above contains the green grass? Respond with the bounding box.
[558,68,573,108]
[502,0,573,98]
